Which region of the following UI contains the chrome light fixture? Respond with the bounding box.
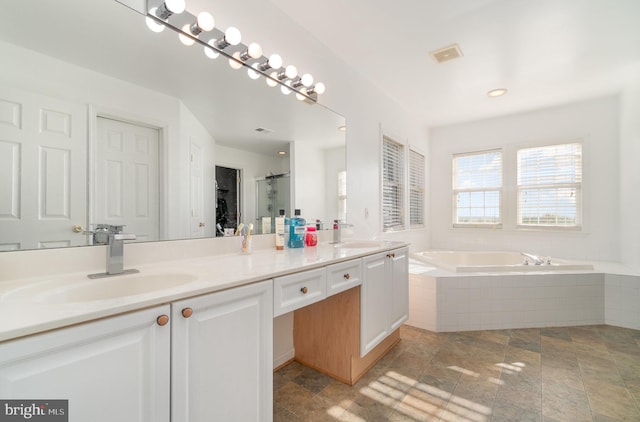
[144,0,325,103]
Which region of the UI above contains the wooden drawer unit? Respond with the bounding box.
[273,267,326,316]
[326,259,362,297]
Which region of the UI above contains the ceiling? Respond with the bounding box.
[268,0,640,128]
[4,0,639,133]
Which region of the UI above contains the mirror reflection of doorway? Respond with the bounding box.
[215,166,241,236]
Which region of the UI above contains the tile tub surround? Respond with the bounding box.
[0,237,406,342]
[408,260,640,332]
[274,324,640,421]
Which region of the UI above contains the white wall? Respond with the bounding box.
[429,96,620,262]
[619,71,640,270]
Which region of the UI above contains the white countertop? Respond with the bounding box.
[0,241,407,342]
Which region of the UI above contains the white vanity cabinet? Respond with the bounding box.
[0,305,171,422]
[171,279,273,422]
[360,247,409,356]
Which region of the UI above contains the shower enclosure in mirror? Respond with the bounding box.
[0,0,345,252]
[255,174,291,235]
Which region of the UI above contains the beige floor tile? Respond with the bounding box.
[274,325,640,421]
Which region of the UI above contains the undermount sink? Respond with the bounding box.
[336,241,387,249]
[3,273,198,304]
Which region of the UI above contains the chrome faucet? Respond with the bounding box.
[332,220,354,243]
[521,252,544,265]
[86,224,138,278]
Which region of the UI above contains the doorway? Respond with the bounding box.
[215,165,241,236]
[95,116,160,242]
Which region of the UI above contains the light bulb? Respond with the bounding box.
[268,54,283,70]
[225,27,242,46]
[179,24,195,46]
[165,0,185,13]
[146,8,165,33]
[296,93,306,101]
[196,12,215,32]
[248,63,260,80]
[314,82,326,95]
[204,39,219,59]
[229,52,243,70]
[301,73,313,87]
[156,0,185,19]
[248,43,263,59]
[281,81,292,95]
[285,65,298,79]
[266,72,278,87]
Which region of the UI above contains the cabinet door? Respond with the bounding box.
[172,280,273,422]
[0,305,171,422]
[390,247,409,331]
[360,252,391,357]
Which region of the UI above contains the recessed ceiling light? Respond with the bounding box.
[338,125,346,132]
[487,88,508,97]
[277,150,287,156]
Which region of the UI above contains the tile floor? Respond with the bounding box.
[274,325,640,421]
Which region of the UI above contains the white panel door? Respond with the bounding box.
[96,117,159,242]
[0,305,171,422]
[171,280,273,422]
[189,141,205,238]
[0,86,87,250]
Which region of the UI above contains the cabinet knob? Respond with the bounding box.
[182,307,193,318]
[300,287,308,294]
[343,273,350,280]
[156,315,169,326]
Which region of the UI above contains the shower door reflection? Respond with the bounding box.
[255,174,290,234]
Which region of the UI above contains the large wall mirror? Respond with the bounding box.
[0,0,346,251]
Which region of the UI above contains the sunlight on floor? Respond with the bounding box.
[346,369,494,421]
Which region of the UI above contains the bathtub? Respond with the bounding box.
[412,250,594,273]
[407,250,602,332]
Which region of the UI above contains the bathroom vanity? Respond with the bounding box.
[0,241,408,421]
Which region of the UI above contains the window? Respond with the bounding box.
[337,170,347,223]
[452,149,502,227]
[409,149,425,227]
[517,142,582,228]
[382,136,404,231]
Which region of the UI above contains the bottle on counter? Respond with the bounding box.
[305,226,318,247]
[275,209,285,251]
[288,209,306,248]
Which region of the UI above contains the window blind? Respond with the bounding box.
[409,149,425,227]
[452,149,502,226]
[517,143,582,227]
[382,137,404,231]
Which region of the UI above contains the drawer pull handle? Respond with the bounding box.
[156,315,169,326]
[182,307,193,318]
[300,287,308,294]
[344,273,350,280]
[387,253,396,258]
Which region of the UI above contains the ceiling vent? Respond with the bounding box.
[429,43,463,64]
[254,127,273,134]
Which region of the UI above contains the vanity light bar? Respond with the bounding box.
[144,0,325,103]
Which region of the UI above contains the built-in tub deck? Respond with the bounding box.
[407,250,607,332]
